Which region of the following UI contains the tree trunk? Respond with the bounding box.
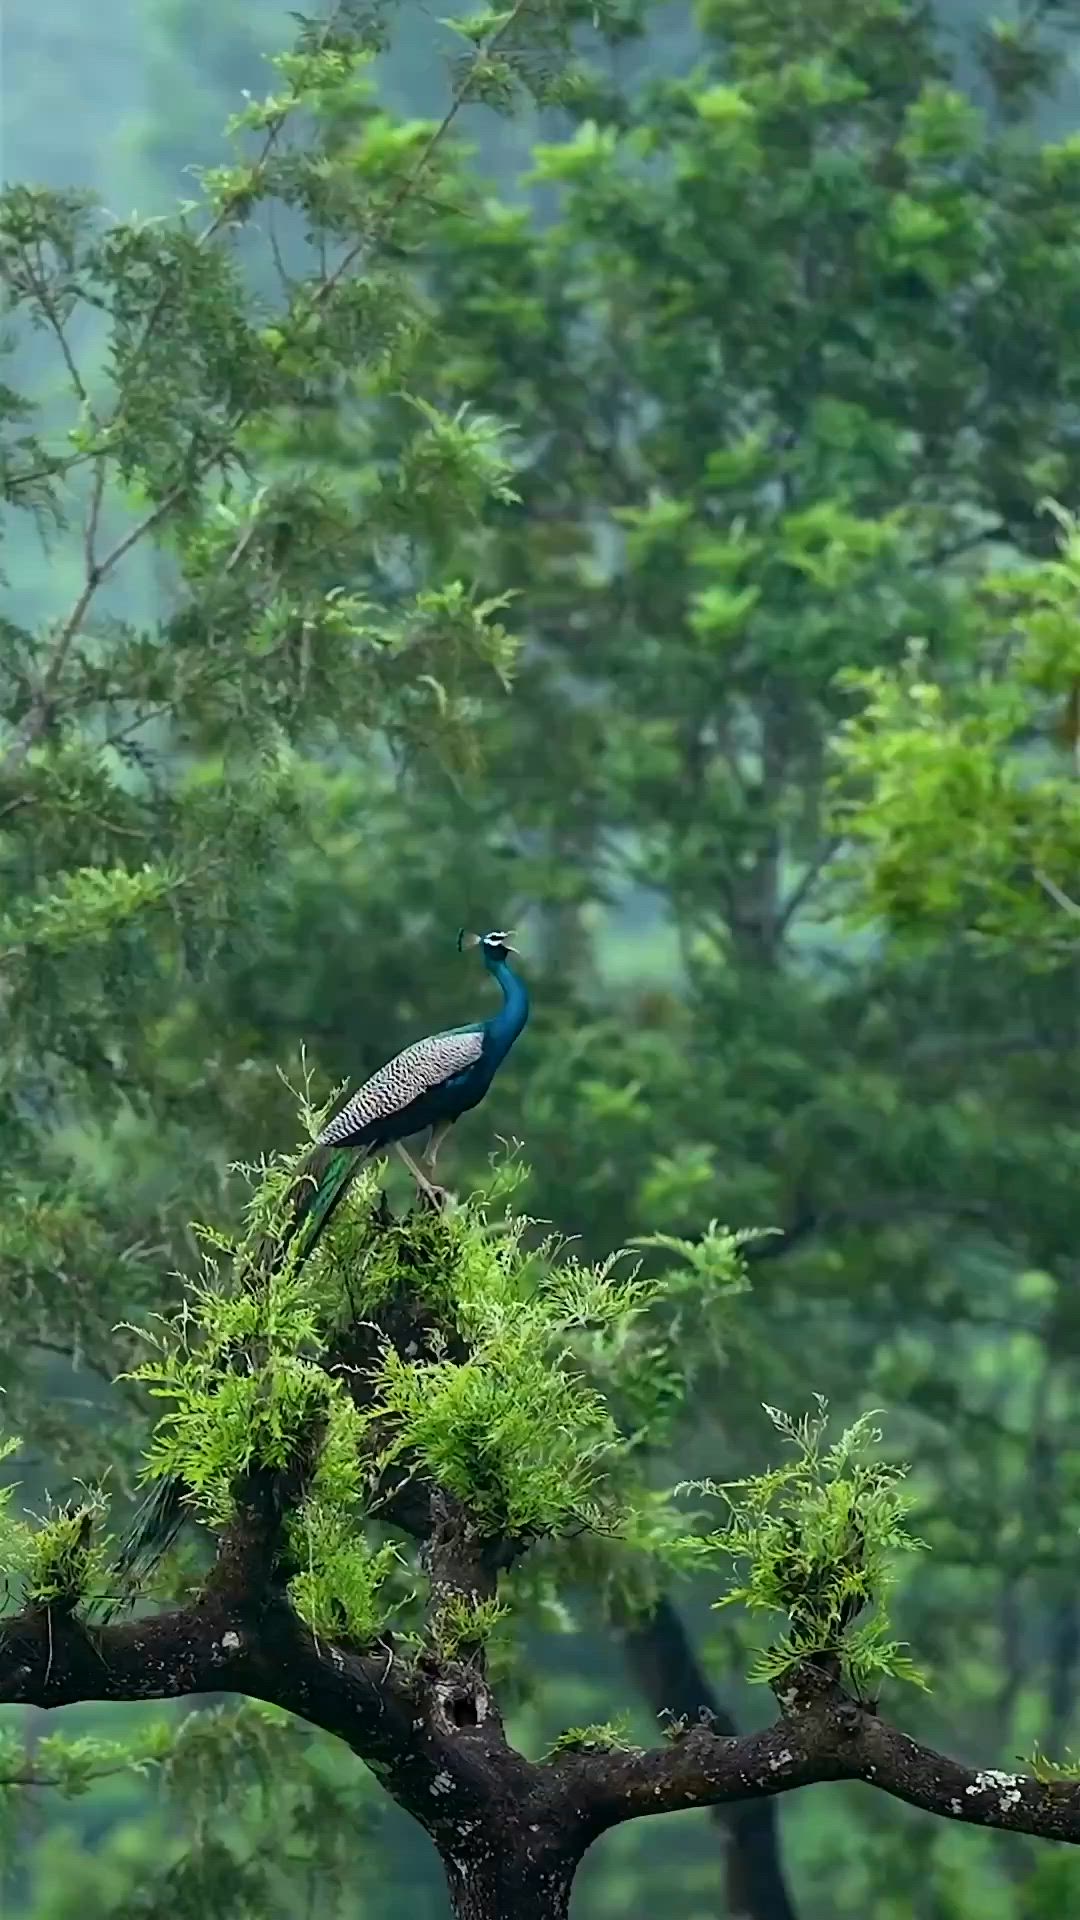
[443,1846,577,1920]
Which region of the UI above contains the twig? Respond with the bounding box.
[1034,868,1080,920]
[0,1758,157,1790]
[20,241,93,411]
[84,456,107,583]
[309,0,531,314]
[774,835,843,940]
[113,3,345,404]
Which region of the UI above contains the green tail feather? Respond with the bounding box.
[105,1145,368,1618]
[246,1142,369,1283]
[101,1475,187,1622]
[288,1141,370,1262]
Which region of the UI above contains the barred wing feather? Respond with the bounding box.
[317,1029,484,1145]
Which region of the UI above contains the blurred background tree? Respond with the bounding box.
[3,0,1080,1916]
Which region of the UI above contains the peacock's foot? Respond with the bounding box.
[414,1175,451,1212]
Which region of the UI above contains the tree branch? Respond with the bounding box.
[1034,867,1080,921]
[7,1584,1080,1863]
[774,835,842,941]
[570,1665,1080,1845]
[0,1591,414,1765]
[0,1758,152,1789]
[307,0,532,317]
[742,1193,996,1266]
[0,1500,530,1849]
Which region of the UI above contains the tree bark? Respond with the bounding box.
[442,1843,578,1920]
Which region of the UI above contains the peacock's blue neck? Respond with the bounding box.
[482,954,530,1063]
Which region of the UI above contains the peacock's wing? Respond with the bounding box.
[317,1028,484,1146]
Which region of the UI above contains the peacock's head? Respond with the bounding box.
[457,927,517,962]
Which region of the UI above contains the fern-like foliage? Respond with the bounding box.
[684,1398,928,1696]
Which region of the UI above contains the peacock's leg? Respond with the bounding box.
[424,1118,451,1175]
[394,1140,448,1210]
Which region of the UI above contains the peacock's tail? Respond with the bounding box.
[104,1143,369,1619]
[244,1140,369,1283]
[101,1474,187,1621]
[289,1140,371,1260]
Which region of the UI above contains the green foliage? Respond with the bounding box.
[688,1401,928,1695]
[0,865,183,963]
[22,1497,109,1609]
[545,1717,638,1758]
[287,1510,401,1645]
[99,1145,674,1608]
[0,1435,36,1609]
[2,1439,109,1612]
[0,0,618,1483]
[585,1222,760,1454]
[128,1279,348,1526]
[372,1283,626,1539]
[0,1722,172,1795]
[429,1591,508,1659]
[0,1721,174,1870]
[38,1700,395,1920]
[832,505,1080,953]
[1026,1743,1080,1784]
[629,1221,764,1299]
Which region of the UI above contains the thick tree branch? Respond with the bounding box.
[6,1595,1080,1859]
[572,1666,1080,1845]
[0,1591,415,1771]
[0,1579,534,1844]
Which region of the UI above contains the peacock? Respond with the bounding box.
[284,926,529,1235]
[106,928,529,1612]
